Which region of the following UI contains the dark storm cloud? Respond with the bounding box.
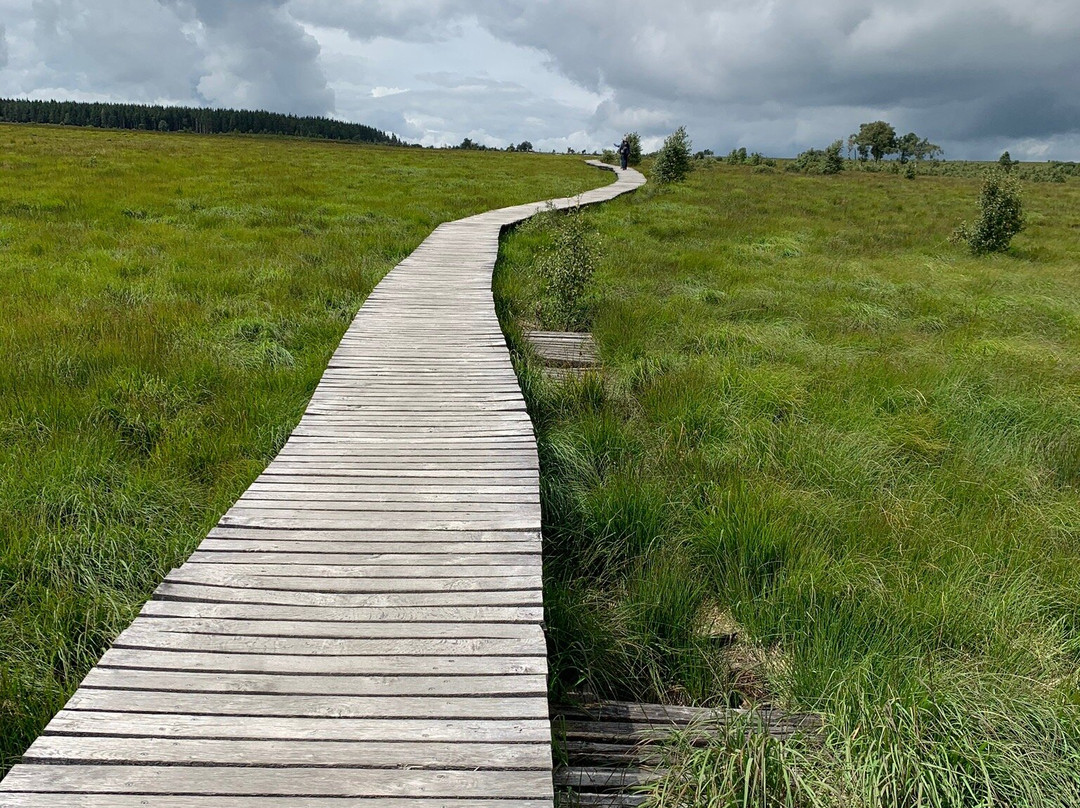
[470,1,1080,153]
[23,0,202,99]
[176,0,334,114]
[2,0,1078,157]
[2,0,331,115]
[280,0,1080,156]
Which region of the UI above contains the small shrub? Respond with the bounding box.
[748,151,762,167]
[790,142,844,175]
[624,132,643,166]
[822,140,844,175]
[728,147,748,165]
[952,168,1025,254]
[1047,163,1068,183]
[537,208,600,330]
[600,148,617,166]
[653,126,694,184]
[999,150,1014,171]
[903,162,916,180]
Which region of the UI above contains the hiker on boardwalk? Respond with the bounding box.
[616,137,630,170]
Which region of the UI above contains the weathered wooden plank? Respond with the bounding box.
[555,767,653,790]
[226,501,542,515]
[0,765,555,798]
[39,713,552,744]
[138,600,545,623]
[204,526,542,542]
[79,667,547,696]
[112,629,545,658]
[217,516,542,531]
[22,736,552,768]
[96,648,547,675]
[217,515,541,531]
[152,582,543,605]
[169,562,539,578]
[0,798,554,808]
[190,547,541,561]
[65,690,549,719]
[110,616,541,639]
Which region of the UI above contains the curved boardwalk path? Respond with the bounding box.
[0,162,644,807]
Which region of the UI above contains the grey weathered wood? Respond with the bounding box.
[0,799,555,808]
[151,582,543,606]
[0,766,555,797]
[0,161,644,803]
[138,600,546,622]
[95,648,547,676]
[40,713,553,743]
[64,690,550,719]
[22,736,552,768]
[80,668,547,696]
[189,549,541,563]
[111,629,545,657]
[173,561,540,576]
[526,331,599,368]
[108,617,541,638]
[551,695,822,806]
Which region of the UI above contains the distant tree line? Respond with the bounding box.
[0,98,404,144]
[451,138,535,152]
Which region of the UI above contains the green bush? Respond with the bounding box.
[653,126,693,185]
[537,208,600,330]
[789,141,844,175]
[952,168,1026,254]
[823,141,844,175]
[624,132,643,166]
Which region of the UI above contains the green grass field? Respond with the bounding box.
[496,162,1080,805]
[0,123,600,770]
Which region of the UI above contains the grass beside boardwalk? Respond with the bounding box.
[496,162,1080,804]
[0,123,600,770]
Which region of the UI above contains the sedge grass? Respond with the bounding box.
[495,160,1080,805]
[0,123,600,770]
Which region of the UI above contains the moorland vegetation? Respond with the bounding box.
[0,123,601,771]
[4,114,1080,806]
[496,154,1080,806]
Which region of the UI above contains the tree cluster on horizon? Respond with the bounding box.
[848,121,942,162]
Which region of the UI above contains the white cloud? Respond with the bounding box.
[370,86,407,98]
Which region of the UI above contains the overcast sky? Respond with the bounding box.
[1,0,1078,159]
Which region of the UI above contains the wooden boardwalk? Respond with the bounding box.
[0,162,644,807]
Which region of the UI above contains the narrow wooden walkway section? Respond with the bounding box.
[0,162,644,807]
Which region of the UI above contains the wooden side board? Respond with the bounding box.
[0,161,644,807]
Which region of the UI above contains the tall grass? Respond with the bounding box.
[0,123,599,770]
[495,161,1080,804]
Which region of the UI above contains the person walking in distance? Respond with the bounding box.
[616,137,630,170]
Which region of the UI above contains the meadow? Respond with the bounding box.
[496,162,1080,805]
[0,123,600,770]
